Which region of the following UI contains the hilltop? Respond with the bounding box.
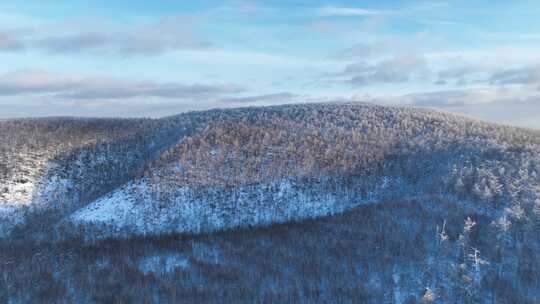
[1,103,539,240]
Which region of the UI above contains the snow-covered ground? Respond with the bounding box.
[0,153,74,237]
[0,152,47,235]
[70,181,150,231]
[68,177,386,239]
[138,254,190,275]
[71,186,138,223]
[1,180,36,205]
[0,157,43,206]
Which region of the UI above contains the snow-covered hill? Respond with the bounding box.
[1,103,540,241]
[2,103,540,303]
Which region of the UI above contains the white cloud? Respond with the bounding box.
[489,66,540,85]
[329,55,429,86]
[221,92,300,104]
[318,6,379,17]
[0,69,243,100]
[0,15,211,56]
[379,86,540,107]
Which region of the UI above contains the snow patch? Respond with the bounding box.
[67,174,422,240]
[138,254,190,275]
[68,176,370,239]
[192,243,222,265]
[71,189,137,223]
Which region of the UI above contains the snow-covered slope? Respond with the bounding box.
[0,150,52,235]
[0,118,171,237]
[69,177,383,239]
[62,103,540,241]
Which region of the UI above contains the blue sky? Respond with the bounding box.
[1,1,540,128]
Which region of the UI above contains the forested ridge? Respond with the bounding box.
[1,103,539,303]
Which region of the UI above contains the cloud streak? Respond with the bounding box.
[318,6,380,17]
[382,86,540,108]
[489,66,540,86]
[0,30,27,51]
[0,16,211,56]
[335,55,429,86]
[221,92,300,104]
[0,70,243,100]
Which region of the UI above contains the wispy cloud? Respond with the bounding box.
[382,86,540,108]
[317,3,459,27]
[434,65,488,86]
[489,66,540,86]
[333,55,429,86]
[0,16,211,56]
[0,70,243,100]
[0,30,27,51]
[434,64,540,88]
[221,92,300,104]
[318,6,380,17]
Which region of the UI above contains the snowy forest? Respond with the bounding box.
[1,103,540,303]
